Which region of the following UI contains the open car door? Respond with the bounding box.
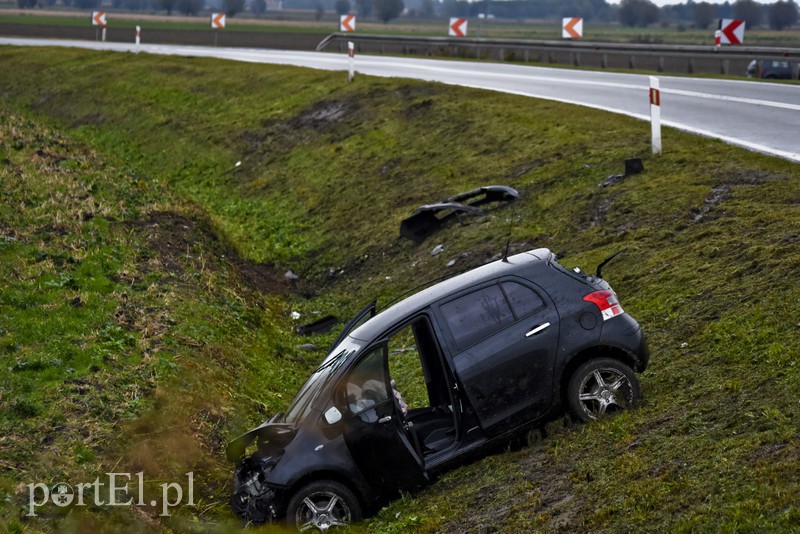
[341,344,428,495]
[328,301,376,355]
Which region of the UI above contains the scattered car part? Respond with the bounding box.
[624,158,644,175]
[602,158,644,188]
[400,185,519,243]
[296,315,340,336]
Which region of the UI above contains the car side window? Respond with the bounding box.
[345,347,389,415]
[501,281,545,319]
[440,285,515,350]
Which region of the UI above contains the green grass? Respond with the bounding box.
[0,46,798,532]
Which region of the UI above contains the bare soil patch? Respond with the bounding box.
[129,211,289,295]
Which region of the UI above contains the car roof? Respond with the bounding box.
[349,248,554,342]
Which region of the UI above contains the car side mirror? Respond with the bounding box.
[324,406,342,425]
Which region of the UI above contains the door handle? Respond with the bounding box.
[525,322,551,337]
[378,415,392,424]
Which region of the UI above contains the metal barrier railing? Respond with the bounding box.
[316,33,800,78]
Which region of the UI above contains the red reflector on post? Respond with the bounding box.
[583,290,624,321]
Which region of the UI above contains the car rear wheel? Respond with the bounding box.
[567,358,641,423]
[287,480,361,532]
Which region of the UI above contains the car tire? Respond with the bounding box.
[567,358,641,423]
[286,479,362,531]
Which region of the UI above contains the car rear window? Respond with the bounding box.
[501,281,545,318]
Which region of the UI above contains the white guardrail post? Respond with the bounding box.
[348,41,355,82]
[649,76,662,155]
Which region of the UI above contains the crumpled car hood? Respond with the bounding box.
[225,418,296,463]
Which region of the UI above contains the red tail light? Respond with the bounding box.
[583,290,624,321]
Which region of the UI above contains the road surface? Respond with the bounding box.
[2,37,799,163]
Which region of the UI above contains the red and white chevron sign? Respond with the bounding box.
[449,18,468,37]
[91,11,107,28]
[562,17,583,39]
[340,14,356,32]
[211,13,226,29]
[719,19,745,45]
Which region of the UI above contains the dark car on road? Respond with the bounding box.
[226,248,649,530]
[760,60,793,79]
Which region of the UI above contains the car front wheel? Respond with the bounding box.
[567,358,641,423]
[286,480,362,532]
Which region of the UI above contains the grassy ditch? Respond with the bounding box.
[0,46,798,532]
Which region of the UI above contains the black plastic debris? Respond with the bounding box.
[400,185,519,243]
[602,158,645,188]
[296,315,339,336]
[625,158,644,175]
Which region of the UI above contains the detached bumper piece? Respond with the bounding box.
[400,185,519,243]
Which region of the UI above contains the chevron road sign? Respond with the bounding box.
[211,13,226,29]
[91,11,106,28]
[719,19,745,45]
[449,18,468,37]
[562,17,583,39]
[340,15,356,32]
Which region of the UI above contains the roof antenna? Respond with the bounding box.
[501,196,519,263]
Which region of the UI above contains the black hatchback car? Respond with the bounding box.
[226,248,649,530]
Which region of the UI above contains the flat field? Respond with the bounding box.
[2,8,800,46]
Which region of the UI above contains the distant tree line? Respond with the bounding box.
[621,0,798,30]
[450,0,797,30]
[435,0,617,21]
[13,0,800,30]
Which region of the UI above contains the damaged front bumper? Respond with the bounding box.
[231,456,282,524]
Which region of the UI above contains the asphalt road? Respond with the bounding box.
[2,37,799,163]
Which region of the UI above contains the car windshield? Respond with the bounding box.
[282,338,363,425]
